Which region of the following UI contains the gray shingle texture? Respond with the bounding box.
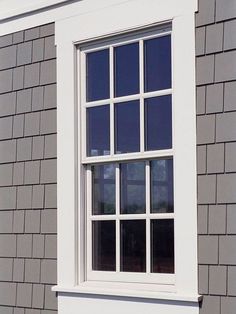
[0,23,57,312]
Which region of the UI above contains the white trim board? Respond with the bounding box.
[0,0,72,21]
[0,0,198,37]
[56,2,199,314]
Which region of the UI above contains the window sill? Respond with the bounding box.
[52,284,202,303]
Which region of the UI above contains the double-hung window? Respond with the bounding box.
[55,1,199,310]
[80,25,175,286]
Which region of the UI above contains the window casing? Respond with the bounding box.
[54,0,199,306]
[80,25,176,287]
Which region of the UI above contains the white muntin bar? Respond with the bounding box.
[84,89,172,107]
[86,167,92,274]
[116,164,120,272]
[82,149,174,164]
[146,161,151,273]
[140,39,145,153]
[110,46,115,156]
[89,213,175,221]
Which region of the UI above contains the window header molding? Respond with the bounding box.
[55,0,198,46]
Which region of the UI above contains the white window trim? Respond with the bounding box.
[53,0,200,308]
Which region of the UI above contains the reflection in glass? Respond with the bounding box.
[92,164,116,215]
[92,221,116,271]
[144,35,172,92]
[87,105,110,156]
[151,219,174,273]
[151,159,173,213]
[114,43,139,97]
[120,220,146,272]
[86,49,109,101]
[115,100,140,154]
[120,162,145,214]
[145,95,172,151]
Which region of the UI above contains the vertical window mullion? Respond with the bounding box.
[87,166,92,274]
[110,46,115,156]
[81,51,87,160]
[116,164,120,272]
[139,40,145,153]
[146,161,151,274]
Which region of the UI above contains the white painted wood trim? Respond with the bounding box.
[55,0,199,312]
[53,285,202,302]
[0,0,72,21]
[0,0,198,36]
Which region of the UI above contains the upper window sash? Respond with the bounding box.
[79,25,174,164]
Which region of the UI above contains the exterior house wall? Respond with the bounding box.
[196,0,236,313]
[0,24,58,313]
[0,0,235,313]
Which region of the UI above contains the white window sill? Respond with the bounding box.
[52,284,202,303]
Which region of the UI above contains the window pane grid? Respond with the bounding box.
[83,32,173,159]
[88,159,174,275]
[83,27,175,280]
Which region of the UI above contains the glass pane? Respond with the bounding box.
[114,43,139,97]
[145,95,172,151]
[92,220,116,271]
[87,105,110,156]
[86,49,109,101]
[115,100,140,154]
[92,164,116,215]
[120,162,145,214]
[144,35,171,92]
[151,159,173,213]
[120,220,146,272]
[151,219,174,273]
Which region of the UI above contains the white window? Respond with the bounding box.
[80,26,175,286]
[55,0,200,313]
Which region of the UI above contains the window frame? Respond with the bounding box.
[54,0,200,305]
[80,26,176,287]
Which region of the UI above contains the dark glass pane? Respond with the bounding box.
[86,49,109,101]
[114,43,139,97]
[87,105,110,156]
[151,219,174,273]
[145,95,172,151]
[120,220,146,272]
[115,100,140,154]
[92,164,115,215]
[120,162,145,214]
[92,220,116,271]
[144,35,171,92]
[151,159,173,213]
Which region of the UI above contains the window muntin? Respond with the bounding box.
[82,26,175,285]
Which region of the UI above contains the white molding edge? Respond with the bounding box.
[0,0,198,37]
[52,285,202,303]
[0,0,71,21]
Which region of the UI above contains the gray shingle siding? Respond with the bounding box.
[196,1,236,313]
[0,23,57,313]
[0,0,235,312]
